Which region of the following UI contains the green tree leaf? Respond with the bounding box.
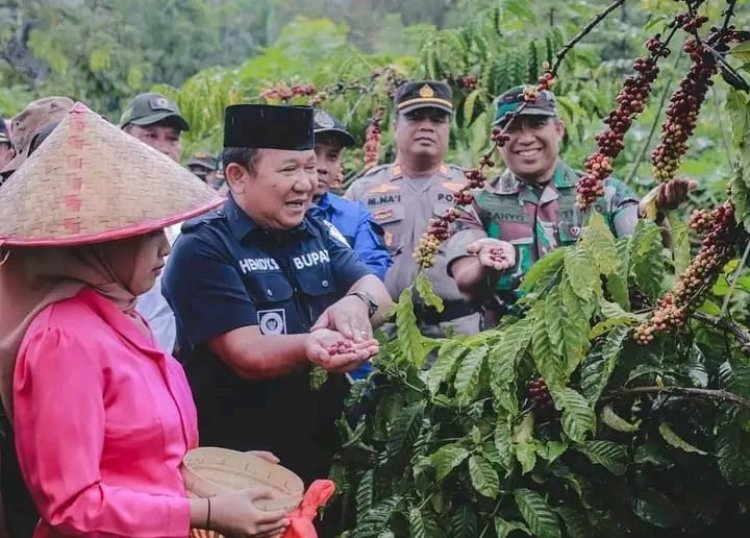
[425,341,466,395]
[515,441,537,475]
[631,489,685,529]
[554,388,596,442]
[658,423,708,455]
[564,245,597,300]
[495,517,531,538]
[386,402,425,460]
[520,247,565,292]
[396,288,426,367]
[489,317,533,413]
[454,345,488,406]
[601,404,639,432]
[560,277,594,376]
[409,507,426,538]
[495,412,514,470]
[545,289,565,356]
[356,469,374,520]
[556,506,591,538]
[577,440,628,476]
[431,444,470,481]
[629,220,666,299]
[513,488,562,538]
[582,212,618,275]
[532,305,564,390]
[415,273,444,313]
[468,454,500,498]
[450,504,477,538]
[580,326,628,405]
[716,409,750,486]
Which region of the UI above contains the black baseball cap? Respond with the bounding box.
[119,93,190,131]
[312,109,355,147]
[187,151,218,170]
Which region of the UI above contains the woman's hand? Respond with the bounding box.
[208,487,290,538]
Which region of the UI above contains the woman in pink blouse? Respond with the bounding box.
[0,104,289,538]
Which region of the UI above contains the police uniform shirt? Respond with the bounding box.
[162,194,373,483]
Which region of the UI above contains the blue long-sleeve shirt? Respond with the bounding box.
[311,192,391,281]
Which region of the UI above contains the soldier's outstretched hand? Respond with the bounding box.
[466,238,516,272]
[305,328,379,373]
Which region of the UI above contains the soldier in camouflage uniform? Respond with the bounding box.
[346,80,480,337]
[446,86,695,326]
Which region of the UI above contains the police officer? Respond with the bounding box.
[162,104,392,487]
[446,85,695,325]
[120,92,190,353]
[345,80,480,337]
[310,109,391,281]
[187,151,222,190]
[0,119,13,171]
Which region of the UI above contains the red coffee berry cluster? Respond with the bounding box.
[527,377,553,412]
[363,107,384,170]
[326,339,355,356]
[576,30,672,210]
[464,168,487,190]
[651,19,733,183]
[688,207,716,235]
[459,75,478,91]
[635,201,737,343]
[261,83,316,102]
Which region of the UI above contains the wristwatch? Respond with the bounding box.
[348,290,379,318]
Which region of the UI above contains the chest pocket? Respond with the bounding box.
[245,272,294,308]
[370,205,405,253]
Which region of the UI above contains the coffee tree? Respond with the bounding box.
[327,1,750,536]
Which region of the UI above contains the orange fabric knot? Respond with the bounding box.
[282,480,336,538]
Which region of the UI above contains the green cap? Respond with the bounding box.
[119,93,189,131]
[493,86,557,126]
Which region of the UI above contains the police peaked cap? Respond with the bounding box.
[224,104,315,150]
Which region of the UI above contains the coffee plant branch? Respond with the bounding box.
[604,385,750,409]
[693,311,750,350]
[721,0,739,33]
[550,0,626,75]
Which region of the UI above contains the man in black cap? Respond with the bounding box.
[0,119,13,171]
[163,104,392,488]
[187,151,221,189]
[345,80,480,337]
[120,92,189,163]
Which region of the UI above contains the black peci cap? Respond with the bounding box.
[394,80,453,115]
[223,104,314,150]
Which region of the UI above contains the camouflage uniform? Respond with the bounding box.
[346,162,481,336]
[445,160,639,324]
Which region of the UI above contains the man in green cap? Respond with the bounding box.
[119,92,189,164]
[446,85,695,326]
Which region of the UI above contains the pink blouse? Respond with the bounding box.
[13,287,199,538]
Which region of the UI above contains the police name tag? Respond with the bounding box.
[258,309,287,335]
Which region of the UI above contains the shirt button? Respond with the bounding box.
[322,280,329,288]
[266,289,273,297]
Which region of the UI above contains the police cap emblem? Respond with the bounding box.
[419,84,435,98]
[314,109,335,129]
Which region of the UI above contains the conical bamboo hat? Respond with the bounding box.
[0,103,222,247]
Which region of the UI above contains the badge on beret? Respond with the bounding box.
[569,225,581,238]
[314,110,335,129]
[419,84,435,98]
